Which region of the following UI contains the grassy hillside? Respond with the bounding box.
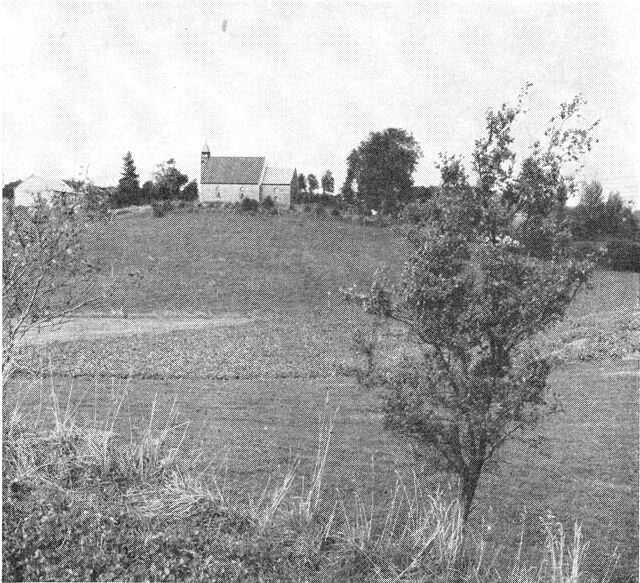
[6,209,639,578]
[86,210,411,316]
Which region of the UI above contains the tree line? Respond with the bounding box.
[2,153,198,210]
[567,179,638,241]
[113,152,198,208]
[293,170,335,203]
[336,126,637,230]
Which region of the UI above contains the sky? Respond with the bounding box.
[2,1,639,205]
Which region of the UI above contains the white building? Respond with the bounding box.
[13,175,75,207]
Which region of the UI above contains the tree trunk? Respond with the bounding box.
[459,465,482,524]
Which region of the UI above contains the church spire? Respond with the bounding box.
[201,141,210,163]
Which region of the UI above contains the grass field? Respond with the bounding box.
[6,209,640,578]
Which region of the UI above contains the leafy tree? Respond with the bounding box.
[339,152,358,207]
[602,192,639,239]
[409,185,439,202]
[340,128,423,214]
[307,174,319,195]
[348,91,596,522]
[141,180,156,204]
[113,152,141,207]
[569,181,638,241]
[3,180,22,200]
[152,158,189,201]
[570,180,605,239]
[182,180,199,202]
[321,170,335,195]
[297,173,307,194]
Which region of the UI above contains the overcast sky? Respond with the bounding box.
[2,1,639,205]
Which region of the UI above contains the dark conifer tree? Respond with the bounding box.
[114,152,141,207]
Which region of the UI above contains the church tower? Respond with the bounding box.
[201,141,210,164]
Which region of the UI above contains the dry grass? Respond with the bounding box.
[3,381,625,582]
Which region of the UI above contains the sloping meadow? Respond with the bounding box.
[4,211,638,580]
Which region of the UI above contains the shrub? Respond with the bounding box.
[241,197,260,212]
[261,195,275,210]
[399,200,436,225]
[316,193,335,207]
[605,239,640,272]
[151,199,172,217]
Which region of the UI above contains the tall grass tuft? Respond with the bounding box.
[2,380,626,582]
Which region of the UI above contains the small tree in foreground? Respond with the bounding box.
[2,198,100,383]
[349,89,597,522]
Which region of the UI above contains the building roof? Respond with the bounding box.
[262,167,295,185]
[201,157,266,184]
[14,174,75,194]
[201,141,210,153]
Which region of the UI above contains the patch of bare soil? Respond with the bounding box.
[19,315,254,346]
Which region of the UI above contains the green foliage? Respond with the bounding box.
[409,185,440,202]
[321,170,335,194]
[151,199,172,217]
[2,199,99,380]
[153,158,189,201]
[113,151,141,207]
[357,88,597,521]
[605,239,640,272]
[182,179,199,202]
[261,195,275,210]
[68,179,113,219]
[307,173,319,194]
[141,179,155,203]
[297,172,307,194]
[3,179,22,200]
[340,128,423,214]
[241,197,260,212]
[569,183,639,241]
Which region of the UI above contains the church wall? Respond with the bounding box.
[200,183,260,203]
[260,184,291,206]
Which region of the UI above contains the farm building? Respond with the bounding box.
[200,143,297,206]
[13,175,75,207]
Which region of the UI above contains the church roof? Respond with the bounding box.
[262,167,295,185]
[201,142,210,153]
[201,157,266,184]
